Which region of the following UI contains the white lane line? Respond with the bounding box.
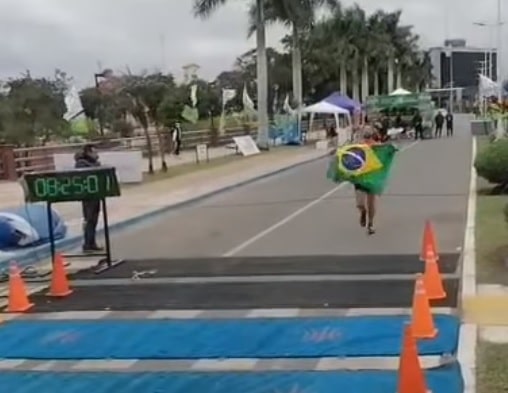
[223,141,418,256]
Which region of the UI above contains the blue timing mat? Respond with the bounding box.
[0,315,459,360]
[0,365,464,393]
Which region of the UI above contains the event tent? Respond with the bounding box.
[323,92,361,113]
[302,100,352,145]
[389,88,412,96]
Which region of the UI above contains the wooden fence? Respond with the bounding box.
[0,119,322,181]
[0,126,254,180]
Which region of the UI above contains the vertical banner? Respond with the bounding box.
[242,84,256,119]
[181,84,199,124]
[219,88,236,135]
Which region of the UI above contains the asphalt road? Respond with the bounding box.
[31,130,472,311]
[109,134,471,260]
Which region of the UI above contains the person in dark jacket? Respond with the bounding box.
[74,144,103,252]
[434,112,444,138]
[445,112,454,137]
[412,111,424,140]
[172,122,182,156]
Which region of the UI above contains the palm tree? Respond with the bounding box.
[247,0,339,108]
[193,0,270,149]
[366,11,393,97]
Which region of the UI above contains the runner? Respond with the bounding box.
[327,125,397,236]
[355,128,384,235]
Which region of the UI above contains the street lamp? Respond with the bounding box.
[94,71,109,136]
[445,45,454,111]
[495,0,504,138]
[473,22,495,79]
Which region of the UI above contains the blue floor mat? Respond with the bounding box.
[0,365,464,393]
[0,315,459,359]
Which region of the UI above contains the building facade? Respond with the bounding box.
[428,39,497,102]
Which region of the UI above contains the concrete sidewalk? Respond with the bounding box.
[0,146,326,265]
[0,146,236,208]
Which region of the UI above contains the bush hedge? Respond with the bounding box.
[475,138,508,186]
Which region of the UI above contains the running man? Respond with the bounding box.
[355,128,385,235]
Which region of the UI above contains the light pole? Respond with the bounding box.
[495,0,504,138]
[446,45,454,111]
[473,22,495,78]
[94,71,107,136]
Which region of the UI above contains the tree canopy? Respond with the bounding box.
[0,4,432,147]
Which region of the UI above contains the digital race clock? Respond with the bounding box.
[21,167,121,203]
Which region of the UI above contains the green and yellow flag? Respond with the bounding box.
[327,143,397,194]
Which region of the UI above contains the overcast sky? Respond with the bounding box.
[0,0,504,88]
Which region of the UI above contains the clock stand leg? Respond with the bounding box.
[47,202,56,266]
[93,198,124,274]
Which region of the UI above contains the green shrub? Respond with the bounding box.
[475,138,508,185]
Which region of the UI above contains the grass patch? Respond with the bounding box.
[477,340,508,393]
[475,137,508,285]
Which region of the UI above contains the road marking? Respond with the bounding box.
[223,141,418,256]
[70,272,459,287]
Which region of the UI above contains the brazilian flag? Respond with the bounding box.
[327,143,397,194]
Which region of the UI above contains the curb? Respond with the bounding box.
[0,152,328,270]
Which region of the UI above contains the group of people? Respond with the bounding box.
[433,111,454,138]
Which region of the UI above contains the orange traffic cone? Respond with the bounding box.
[7,263,34,313]
[420,220,439,261]
[47,253,72,297]
[423,250,446,300]
[411,274,438,339]
[397,324,428,393]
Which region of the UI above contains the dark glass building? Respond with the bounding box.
[428,39,497,102]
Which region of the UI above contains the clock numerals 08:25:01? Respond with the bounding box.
[33,174,110,198]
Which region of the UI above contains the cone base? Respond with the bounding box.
[413,328,438,339]
[427,291,447,300]
[7,302,34,313]
[47,289,73,298]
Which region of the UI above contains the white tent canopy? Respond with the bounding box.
[389,88,412,96]
[302,100,352,145]
[302,101,350,114]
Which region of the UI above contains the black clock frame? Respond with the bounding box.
[21,167,125,273]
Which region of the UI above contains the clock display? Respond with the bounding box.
[22,167,121,203]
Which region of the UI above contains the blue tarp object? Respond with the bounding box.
[0,204,67,250]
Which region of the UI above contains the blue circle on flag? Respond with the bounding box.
[341,147,366,171]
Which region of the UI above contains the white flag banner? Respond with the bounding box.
[222,88,236,104]
[190,84,198,107]
[242,84,256,113]
[219,89,237,135]
[479,74,499,98]
[283,94,297,116]
[64,85,85,121]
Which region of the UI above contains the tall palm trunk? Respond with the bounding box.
[291,24,303,142]
[373,71,380,96]
[387,57,395,93]
[352,66,360,102]
[340,62,347,94]
[361,56,369,102]
[396,67,402,88]
[291,25,303,107]
[255,0,270,149]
